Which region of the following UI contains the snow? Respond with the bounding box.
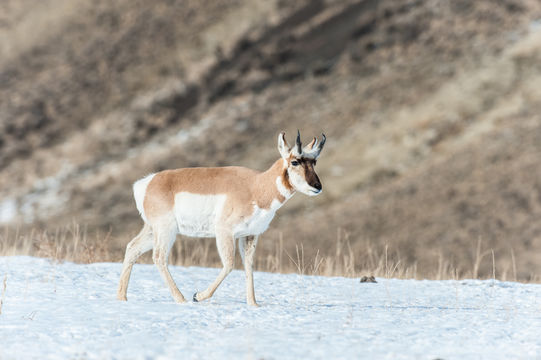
[1,256,540,359]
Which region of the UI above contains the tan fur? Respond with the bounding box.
[144,159,289,221]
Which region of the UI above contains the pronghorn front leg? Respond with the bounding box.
[239,235,259,306]
[193,229,235,302]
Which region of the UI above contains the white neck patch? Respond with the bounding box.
[276,176,294,200]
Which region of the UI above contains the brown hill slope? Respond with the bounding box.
[2,0,541,280]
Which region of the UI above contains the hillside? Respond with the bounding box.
[2,0,541,279]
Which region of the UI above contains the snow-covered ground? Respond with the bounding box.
[1,256,540,359]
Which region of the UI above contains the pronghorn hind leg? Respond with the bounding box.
[153,222,186,303]
[239,235,259,306]
[194,230,235,302]
[117,224,153,301]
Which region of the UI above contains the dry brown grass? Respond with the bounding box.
[1,223,536,282]
[0,223,117,264]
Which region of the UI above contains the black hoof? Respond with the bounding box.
[193,292,199,302]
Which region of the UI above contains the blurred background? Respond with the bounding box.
[2,0,541,281]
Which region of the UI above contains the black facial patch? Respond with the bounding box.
[297,158,316,167]
[299,158,321,190]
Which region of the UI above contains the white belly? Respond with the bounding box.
[173,193,226,238]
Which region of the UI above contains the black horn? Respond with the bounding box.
[296,129,302,154]
[318,133,326,152]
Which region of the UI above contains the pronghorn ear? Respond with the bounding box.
[277,132,291,159]
[303,133,326,159]
[303,137,317,152]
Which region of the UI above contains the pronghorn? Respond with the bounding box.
[117,131,325,306]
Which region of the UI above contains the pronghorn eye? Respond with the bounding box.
[291,160,300,166]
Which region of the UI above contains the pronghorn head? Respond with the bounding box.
[277,130,326,196]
